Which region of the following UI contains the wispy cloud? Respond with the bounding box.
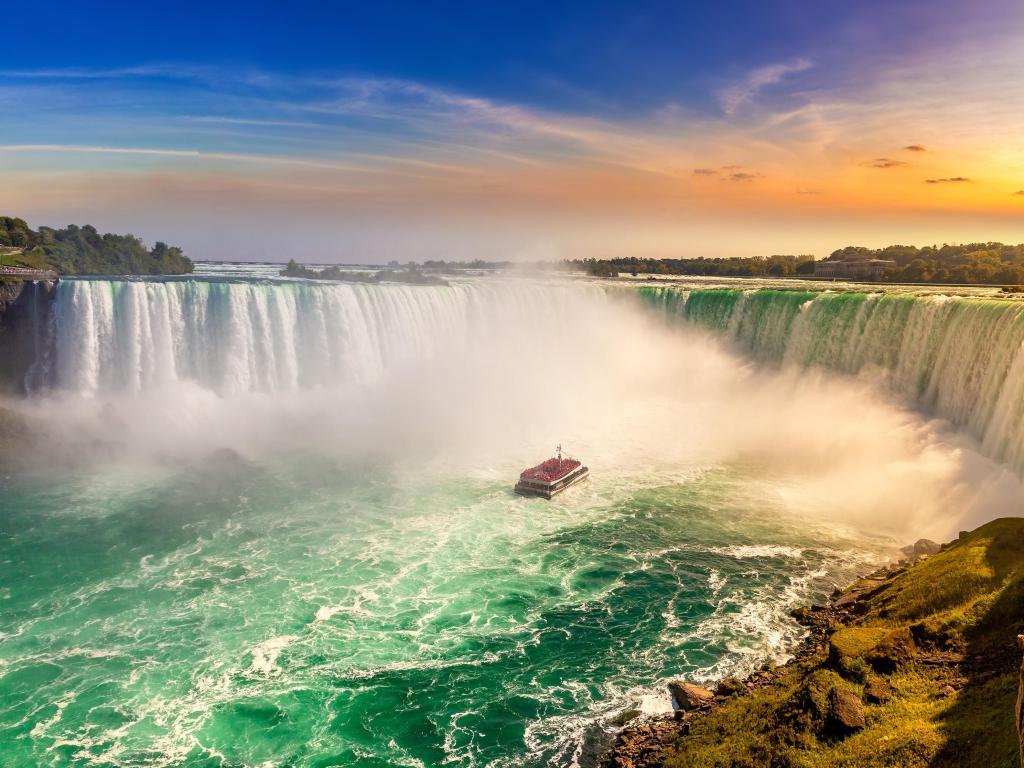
[904,144,927,152]
[0,144,428,177]
[862,158,907,168]
[719,58,813,115]
[0,65,176,79]
[692,165,763,181]
[183,116,326,130]
[726,171,764,182]
[925,176,971,184]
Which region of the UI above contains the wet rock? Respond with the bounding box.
[610,708,642,727]
[715,677,745,697]
[667,681,715,711]
[864,677,892,704]
[828,688,866,734]
[605,718,681,768]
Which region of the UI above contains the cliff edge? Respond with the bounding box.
[0,277,55,392]
[608,517,1024,768]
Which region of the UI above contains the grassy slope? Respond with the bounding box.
[664,518,1024,768]
[0,247,52,271]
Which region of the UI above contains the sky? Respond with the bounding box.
[2,1,1024,262]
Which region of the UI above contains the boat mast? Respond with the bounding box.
[556,443,562,461]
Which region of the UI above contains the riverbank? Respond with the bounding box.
[606,518,1024,768]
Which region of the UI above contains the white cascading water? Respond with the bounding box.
[48,278,601,395]
[39,278,1024,475]
[639,286,1024,471]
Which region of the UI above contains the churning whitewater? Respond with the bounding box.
[2,274,1023,767]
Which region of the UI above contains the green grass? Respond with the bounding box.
[663,518,1024,768]
[0,247,52,271]
[830,628,891,659]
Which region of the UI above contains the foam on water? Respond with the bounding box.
[3,275,1023,766]
[0,457,888,768]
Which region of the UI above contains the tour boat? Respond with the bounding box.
[514,445,589,499]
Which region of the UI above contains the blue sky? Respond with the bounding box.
[3,1,997,115]
[3,2,1024,261]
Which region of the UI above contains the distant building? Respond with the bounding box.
[814,258,896,281]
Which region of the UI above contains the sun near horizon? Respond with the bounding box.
[3,1,1024,263]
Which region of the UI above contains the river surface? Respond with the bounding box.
[4,266,1019,767]
[1,459,883,768]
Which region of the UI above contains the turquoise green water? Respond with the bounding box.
[0,455,881,768]
[7,276,1020,767]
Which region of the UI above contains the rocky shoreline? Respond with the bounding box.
[603,569,877,768]
[604,531,1024,768]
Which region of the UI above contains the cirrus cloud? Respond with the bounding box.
[718,58,813,115]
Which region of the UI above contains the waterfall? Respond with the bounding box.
[638,286,1024,470]
[42,277,602,396]
[37,278,1024,471]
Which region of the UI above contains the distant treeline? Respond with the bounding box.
[0,216,192,276]
[571,243,1024,285]
[419,259,510,272]
[280,259,449,286]
[568,255,815,278]
[828,243,1024,284]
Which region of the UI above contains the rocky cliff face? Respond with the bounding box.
[0,278,55,393]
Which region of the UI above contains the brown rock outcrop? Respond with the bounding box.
[828,688,866,734]
[606,718,682,768]
[667,681,715,711]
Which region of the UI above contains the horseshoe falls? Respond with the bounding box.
[1,275,1021,768]
[638,286,1024,472]
[47,278,584,395]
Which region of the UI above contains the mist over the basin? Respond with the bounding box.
[7,275,1020,541]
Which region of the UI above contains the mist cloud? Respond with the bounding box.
[6,280,1017,543]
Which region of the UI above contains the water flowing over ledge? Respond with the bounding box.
[41,277,602,395]
[637,286,1024,471]
[32,278,1024,474]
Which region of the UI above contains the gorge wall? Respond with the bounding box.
[0,279,55,393]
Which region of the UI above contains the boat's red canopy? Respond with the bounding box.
[520,457,581,482]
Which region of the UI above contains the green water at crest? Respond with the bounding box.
[637,286,1024,469]
[0,456,879,767]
